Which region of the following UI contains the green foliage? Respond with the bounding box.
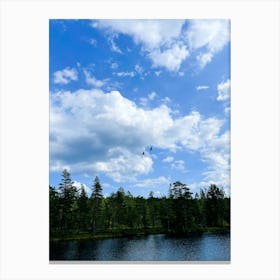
[55,169,78,234]
[205,184,226,227]
[50,171,230,239]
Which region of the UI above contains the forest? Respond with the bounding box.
[50,169,230,241]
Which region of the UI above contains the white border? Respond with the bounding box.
[0,0,279,279]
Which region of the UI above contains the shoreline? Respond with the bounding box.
[50,226,230,242]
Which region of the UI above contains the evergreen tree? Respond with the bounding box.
[205,184,225,227]
[58,169,78,233]
[77,185,89,232]
[169,181,193,233]
[50,173,230,238]
[90,176,103,233]
[49,186,59,236]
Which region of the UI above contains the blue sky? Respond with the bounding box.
[49,19,230,197]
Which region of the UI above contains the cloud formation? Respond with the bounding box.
[217,79,230,101]
[132,176,170,188]
[83,69,105,87]
[53,67,78,84]
[171,160,187,172]
[50,89,229,187]
[92,20,187,72]
[187,19,230,68]
[92,19,230,72]
[163,156,174,163]
[196,85,209,91]
[148,43,189,71]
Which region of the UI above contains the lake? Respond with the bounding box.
[50,232,230,261]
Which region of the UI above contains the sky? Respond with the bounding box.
[49,19,230,197]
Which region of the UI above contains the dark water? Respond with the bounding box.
[50,232,230,261]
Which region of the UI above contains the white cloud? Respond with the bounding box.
[109,36,122,53]
[155,71,162,76]
[196,52,213,69]
[163,156,174,163]
[93,20,188,72]
[149,43,189,72]
[133,176,170,188]
[186,19,230,68]
[53,67,78,84]
[115,71,135,77]
[187,20,229,51]
[92,19,229,71]
[224,107,230,115]
[171,160,187,172]
[199,130,230,192]
[50,89,229,184]
[139,92,157,106]
[217,79,230,101]
[161,97,171,104]
[93,19,185,50]
[93,148,153,182]
[196,85,209,91]
[83,69,105,88]
[73,181,91,195]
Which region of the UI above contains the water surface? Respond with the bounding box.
[50,232,230,261]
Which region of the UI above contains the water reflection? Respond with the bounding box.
[50,232,230,261]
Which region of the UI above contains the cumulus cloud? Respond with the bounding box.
[186,19,230,68]
[50,89,229,185]
[92,19,187,72]
[53,67,78,84]
[149,43,189,71]
[92,19,229,71]
[217,79,230,101]
[93,19,184,49]
[73,181,91,195]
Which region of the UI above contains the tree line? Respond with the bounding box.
[50,169,230,239]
